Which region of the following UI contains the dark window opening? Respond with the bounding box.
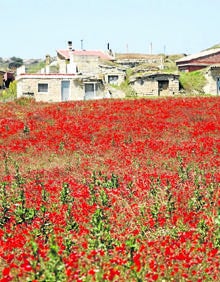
[85,83,94,92]
[158,80,169,90]
[108,75,119,84]
[38,83,48,93]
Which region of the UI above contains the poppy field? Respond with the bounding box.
[0,97,219,281]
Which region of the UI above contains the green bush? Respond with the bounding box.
[114,68,137,98]
[0,81,17,102]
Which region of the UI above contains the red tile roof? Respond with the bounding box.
[57,49,114,60]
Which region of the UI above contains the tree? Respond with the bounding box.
[8,57,23,69]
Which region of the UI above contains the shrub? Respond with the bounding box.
[0,80,17,102]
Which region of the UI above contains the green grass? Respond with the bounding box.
[179,70,207,94]
[26,61,46,73]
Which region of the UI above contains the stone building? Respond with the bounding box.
[115,53,163,69]
[56,41,114,74]
[130,73,179,96]
[98,64,126,85]
[203,65,220,95]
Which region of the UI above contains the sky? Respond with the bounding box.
[1,0,220,59]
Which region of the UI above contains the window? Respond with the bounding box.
[137,78,144,85]
[85,83,94,93]
[84,83,98,100]
[38,83,48,93]
[108,75,119,84]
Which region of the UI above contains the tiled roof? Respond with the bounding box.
[176,48,220,63]
[57,49,114,60]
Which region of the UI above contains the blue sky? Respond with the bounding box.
[1,0,220,59]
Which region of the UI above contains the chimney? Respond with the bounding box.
[81,39,84,50]
[45,54,51,65]
[68,41,72,51]
[67,41,77,74]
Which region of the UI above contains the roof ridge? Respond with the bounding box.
[176,48,220,63]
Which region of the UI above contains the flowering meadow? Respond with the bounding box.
[0,97,219,281]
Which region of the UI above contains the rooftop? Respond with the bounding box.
[176,48,220,63]
[57,49,114,61]
[115,53,162,60]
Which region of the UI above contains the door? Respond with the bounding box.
[158,80,169,96]
[217,77,220,95]
[61,81,70,101]
[84,83,97,100]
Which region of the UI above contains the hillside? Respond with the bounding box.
[203,43,220,51]
[0,57,44,72]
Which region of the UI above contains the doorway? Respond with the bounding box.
[158,80,169,96]
[216,77,220,95]
[61,81,70,101]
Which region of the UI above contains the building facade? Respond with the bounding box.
[130,73,179,96]
[16,73,107,102]
[203,65,220,95]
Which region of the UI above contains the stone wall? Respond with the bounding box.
[131,79,157,96]
[73,55,99,74]
[130,75,179,96]
[17,76,82,102]
[167,79,179,95]
[58,55,101,75]
[16,75,107,102]
[203,67,220,95]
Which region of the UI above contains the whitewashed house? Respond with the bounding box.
[16,41,126,102]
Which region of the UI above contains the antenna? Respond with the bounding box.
[149,42,152,54]
[81,39,84,50]
[126,43,129,53]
